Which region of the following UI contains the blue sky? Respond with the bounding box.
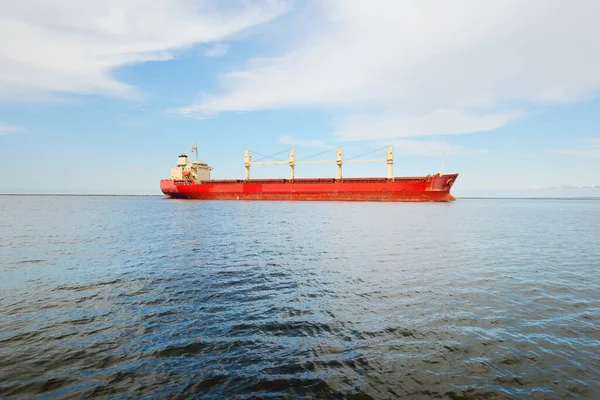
[1,0,599,197]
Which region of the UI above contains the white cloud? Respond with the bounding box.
[0,0,289,100]
[204,43,229,58]
[0,124,22,134]
[180,0,600,140]
[549,139,600,157]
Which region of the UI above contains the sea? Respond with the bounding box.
[0,195,598,399]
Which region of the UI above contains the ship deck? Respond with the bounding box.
[172,177,433,185]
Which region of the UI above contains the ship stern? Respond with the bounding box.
[160,180,179,198]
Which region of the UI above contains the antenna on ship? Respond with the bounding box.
[191,143,198,162]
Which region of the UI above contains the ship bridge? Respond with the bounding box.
[170,145,213,183]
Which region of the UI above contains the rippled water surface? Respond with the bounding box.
[1,196,599,399]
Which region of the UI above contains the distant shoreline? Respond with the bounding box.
[457,197,599,200]
[0,194,598,200]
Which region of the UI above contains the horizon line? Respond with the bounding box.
[0,194,598,200]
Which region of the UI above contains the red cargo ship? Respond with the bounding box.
[160,145,458,202]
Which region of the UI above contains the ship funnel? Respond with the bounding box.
[178,154,188,167]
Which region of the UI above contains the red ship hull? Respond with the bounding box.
[160,174,458,202]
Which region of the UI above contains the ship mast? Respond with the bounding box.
[337,147,343,179]
[245,150,251,179]
[289,149,295,179]
[387,145,394,180]
[441,151,445,175]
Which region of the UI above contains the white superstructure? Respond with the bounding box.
[170,145,213,182]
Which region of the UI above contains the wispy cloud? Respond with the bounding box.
[549,139,600,157]
[279,135,334,149]
[468,184,600,192]
[118,119,146,127]
[180,1,600,141]
[280,134,486,158]
[204,43,229,57]
[386,139,487,157]
[0,124,23,135]
[558,184,600,190]
[0,0,290,100]
[334,109,523,141]
[511,184,600,191]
